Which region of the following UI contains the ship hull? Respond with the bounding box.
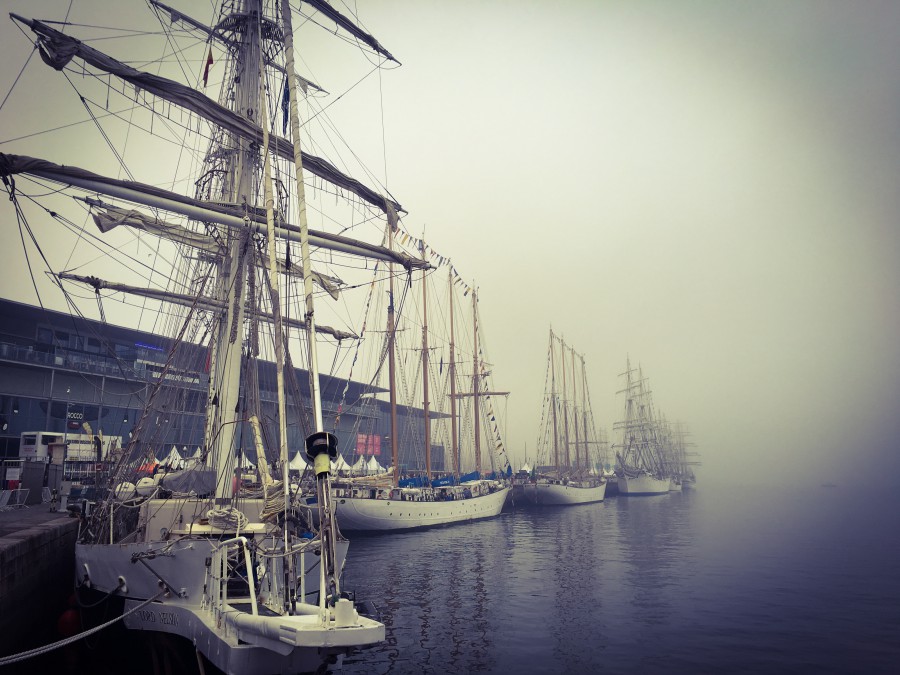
[521,481,606,505]
[334,486,510,531]
[617,474,670,496]
[73,499,383,673]
[119,598,383,675]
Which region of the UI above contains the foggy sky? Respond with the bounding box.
[2,1,899,487]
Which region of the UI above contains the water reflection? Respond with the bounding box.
[343,518,509,674]
[599,493,695,669]
[340,497,698,675]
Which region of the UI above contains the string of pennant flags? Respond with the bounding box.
[394,228,475,297]
[329,222,499,465]
[478,341,511,474]
[482,392,511,474]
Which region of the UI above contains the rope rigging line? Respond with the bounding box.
[0,43,37,112]
[5,186,161,420]
[63,72,137,183]
[0,590,166,667]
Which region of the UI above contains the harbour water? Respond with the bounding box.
[5,481,898,674]
[340,482,899,674]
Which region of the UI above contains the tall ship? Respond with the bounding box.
[612,358,670,496]
[331,259,511,531]
[0,0,444,670]
[521,329,606,506]
[668,421,700,490]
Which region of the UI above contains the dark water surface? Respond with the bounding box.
[340,483,900,674]
[5,483,897,674]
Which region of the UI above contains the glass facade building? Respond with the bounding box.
[0,299,445,471]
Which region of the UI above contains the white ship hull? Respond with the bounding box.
[521,481,607,505]
[617,474,670,496]
[334,486,510,531]
[75,498,384,672]
[669,478,683,492]
[121,599,383,675]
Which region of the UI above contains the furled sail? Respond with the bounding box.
[57,273,357,340]
[92,204,223,255]
[301,0,400,64]
[11,14,403,215]
[0,153,425,270]
[90,202,344,299]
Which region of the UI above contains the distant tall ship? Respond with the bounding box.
[664,421,700,490]
[612,358,670,496]
[521,329,606,506]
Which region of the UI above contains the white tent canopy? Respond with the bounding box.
[350,455,368,473]
[331,454,351,472]
[163,446,183,467]
[366,456,383,473]
[288,452,308,471]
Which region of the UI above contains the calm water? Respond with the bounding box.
[339,483,900,674]
[7,482,898,674]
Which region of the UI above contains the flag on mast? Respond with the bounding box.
[202,47,214,87]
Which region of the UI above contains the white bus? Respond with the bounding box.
[19,431,120,481]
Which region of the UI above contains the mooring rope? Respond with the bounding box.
[0,590,166,666]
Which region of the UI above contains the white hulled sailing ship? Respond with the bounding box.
[612,358,670,496]
[331,261,511,531]
[667,421,699,490]
[0,0,437,670]
[522,329,606,506]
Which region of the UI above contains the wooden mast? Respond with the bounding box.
[550,329,559,480]
[580,352,591,475]
[449,265,459,480]
[421,241,431,480]
[560,334,571,471]
[281,0,339,605]
[472,288,481,475]
[387,227,400,486]
[571,344,580,472]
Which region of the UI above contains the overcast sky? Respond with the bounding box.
[2,1,899,487]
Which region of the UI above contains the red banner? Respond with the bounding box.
[355,434,381,457]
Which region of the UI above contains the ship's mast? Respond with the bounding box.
[449,266,459,480]
[421,242,431,480]
[569,345,578,471]
[387,228,400,486]
[580,353,591,474]
[560,335,571,471]
[550,329,560,479]
[209,0,261,500]
[281,0,340,608]
[255,11,296,609]
[472,288,481,475]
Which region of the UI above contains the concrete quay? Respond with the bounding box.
[0,506,78,658]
